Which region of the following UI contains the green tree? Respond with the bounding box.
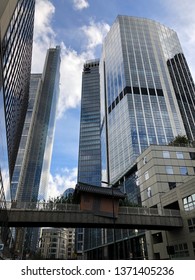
[169,134,189,146]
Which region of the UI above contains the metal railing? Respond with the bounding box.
[119,206,181,217]
[3,201,80,212]
[1,201,181,217]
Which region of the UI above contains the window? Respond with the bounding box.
[180,166,188,175]
[163,151,170,158]
[144,171,149,180]
[152,232,163,244]
[193,242,195,256]
[168,182,176,190]
[173,243,189,258]
[136,179,140,186]
[143,156,147,164]
[166,166,173,174]
[183,194,195,211]
[147,187,152,197]
[190,152,195,160]
[187,218,195,232]
[176,151,184,159]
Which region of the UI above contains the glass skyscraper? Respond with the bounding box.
[78,59,101,187]
[13,46,61,203]
[0,0,35,180]
[0,0,35,257]
[100,15,193,183]
[10,74,41,200]
[78,15,195,259]
[77,60,101,258]
[11,47,60,257]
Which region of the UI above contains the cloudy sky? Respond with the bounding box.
[31,0,195,199]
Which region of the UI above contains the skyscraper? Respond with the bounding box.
[0,0,35,180]
[100,15,194,184]
[10,74,41,200]
[13,46,61,203]
[78,15,195,259]
[11,46,61,257]
[78,59,101,187]
[0,0,35,257]
[77,59,101,258]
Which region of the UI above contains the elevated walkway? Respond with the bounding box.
[0,201,183,229]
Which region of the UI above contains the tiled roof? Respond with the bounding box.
[75,182,126,199]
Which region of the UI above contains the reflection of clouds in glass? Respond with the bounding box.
[101,169,108,186]
[1,169,10,201]
[0,88,10,201]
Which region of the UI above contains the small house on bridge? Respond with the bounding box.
[74,183,126,218]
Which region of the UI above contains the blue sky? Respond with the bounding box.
[31,0,195,198]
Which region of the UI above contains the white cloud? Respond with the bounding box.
[161,0,195,78]
[32,0,56,72]
[81,20,110,50]
[57,21,110,119]
[32,1,110,118]
[73,0,89,10]
[47,168,77,199]
[56,44,87,119]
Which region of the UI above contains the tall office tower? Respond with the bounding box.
[80,16,195,259]
[14,46,60,203]
[12,47,61,257]
[78,59,101,186]
[77,60,102,258]
[10,74,42,200]
[167,54,195,141]
[0,0,35,180]
[100,15,193,184]
[0,0,35,257]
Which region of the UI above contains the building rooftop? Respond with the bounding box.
[75,182,126,199]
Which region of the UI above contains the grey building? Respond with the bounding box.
[39,228,75,260]
[136,144,195,259]
[39,228,67,260]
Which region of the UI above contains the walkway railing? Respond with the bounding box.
[2,201,181,217]
[119,206,181,217]
[4,201,80,211]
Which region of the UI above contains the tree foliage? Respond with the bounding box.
[169,134,189,146]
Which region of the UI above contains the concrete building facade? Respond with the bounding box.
[136,144,195,259]
[39,228,75,259]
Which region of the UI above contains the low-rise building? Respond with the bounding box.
[136,144,195,259]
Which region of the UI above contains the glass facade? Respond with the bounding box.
[14,47,61,203]
[167,53,195,140]
[1,0,35,180]
[11,47,60,255]
[78,59,101,186]
[77,60,101,258]
[100,16,188,183]
[10,74,42,200]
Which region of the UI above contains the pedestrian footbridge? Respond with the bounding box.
[0,201,183,230]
